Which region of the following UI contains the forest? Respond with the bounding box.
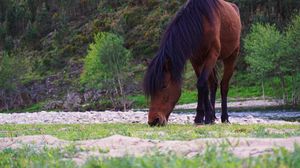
[0,0,300,111]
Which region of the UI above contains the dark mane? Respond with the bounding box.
[144,0,220,97]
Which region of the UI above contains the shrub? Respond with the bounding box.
[0,52,25,110]
[81,32,132,111]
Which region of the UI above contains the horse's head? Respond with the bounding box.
[147,69,182,127]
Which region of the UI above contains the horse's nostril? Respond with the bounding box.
[148,118,160,127]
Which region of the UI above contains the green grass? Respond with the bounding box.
[129,85,274,108]
[0,147,76,168]
[1,144,300,168]
[1,124,300,167]
[85,146,300,168]
[0,102,46,113]
[1,124,300,141]
[129,91,198,108]
[129,72,300,108]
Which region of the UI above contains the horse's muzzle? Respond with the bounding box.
[148,118,166,127]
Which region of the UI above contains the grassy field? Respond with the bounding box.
[129,72,299,108]
[1,124,300,141]
[1,124,300,167]
[1,145,300,168]
[129,86,279,108]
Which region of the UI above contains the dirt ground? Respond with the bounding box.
[1,135,300,165]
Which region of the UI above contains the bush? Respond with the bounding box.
[0,52,24,110]
[23,22,39,46]
[4,36,14,51]
[81,32,132,110]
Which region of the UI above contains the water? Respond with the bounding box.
[228,111,300,122]
[173,109,300,122]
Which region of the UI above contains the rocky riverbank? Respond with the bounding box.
[0,110,299,125]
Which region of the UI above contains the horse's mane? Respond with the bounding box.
[144,0,220,97]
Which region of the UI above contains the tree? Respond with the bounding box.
[35,2,52,36]
[244,23,285,100]
[81,32,132,111]
[284,15,300,105]
[0,52,21,110]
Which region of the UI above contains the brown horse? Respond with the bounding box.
[144,0,241,126]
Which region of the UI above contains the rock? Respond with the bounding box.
[83,90,103,102]
[0,110,299,125]
[43,101,64,110]
[63,92,83,111]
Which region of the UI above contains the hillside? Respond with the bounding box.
[0,0,299,111]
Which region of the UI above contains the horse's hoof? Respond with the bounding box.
[222,119,231,124]
[194,121,205,126]
[204,119,215,125]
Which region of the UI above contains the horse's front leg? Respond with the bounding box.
[191,61,205,124]
[194,71,217,125]
[197,50,219,124]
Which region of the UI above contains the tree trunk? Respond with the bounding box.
[291,75,299,107]
[261,80,265,100]
[117,76,126,112]
[0,90,9,111]
[279,74,287,104]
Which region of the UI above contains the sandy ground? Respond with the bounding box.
[0,135,300,165]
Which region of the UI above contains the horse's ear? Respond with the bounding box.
[142,58,151,66]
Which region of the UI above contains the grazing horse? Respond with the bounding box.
[144,0,241,126]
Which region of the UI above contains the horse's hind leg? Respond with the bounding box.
[209,68,218,121]
[221,49,239,123]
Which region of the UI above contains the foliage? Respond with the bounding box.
[23,21,39,45]
[0,0,300,110]
[284,15,300,105]
[244,17,300,105]
[81,32,132,110]
[244,23,283,100]
[0,51,26,110]
[245,24,283,80]
[0,52,20,90]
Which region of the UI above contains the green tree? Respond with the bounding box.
[244,23,286,100]
[23,21,39,45]
[0,52,21,110]
[35,2,52,36]
[81,32,132,111]
[284,15,300,105]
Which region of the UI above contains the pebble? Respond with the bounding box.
[0,110,299,125]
